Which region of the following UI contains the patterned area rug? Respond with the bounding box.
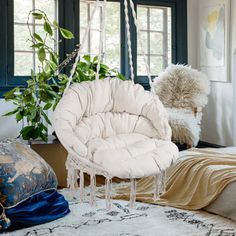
[4,189,236,236]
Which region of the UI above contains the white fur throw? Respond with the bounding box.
[153,64,210,109]
[167,108,201,146]
[153,64,210,146]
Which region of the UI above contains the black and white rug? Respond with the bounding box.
[4,189,236,236]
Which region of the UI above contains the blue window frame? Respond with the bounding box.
[0,0,187,97]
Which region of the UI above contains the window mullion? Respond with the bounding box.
[88,3,91,55]
[0,0,7,87]
[147,7,150,70]
[163,7,168,69]
[32,0,36,72]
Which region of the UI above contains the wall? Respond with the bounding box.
[0,100,21,139]
[187,0,199,68]
[187,0,236,146]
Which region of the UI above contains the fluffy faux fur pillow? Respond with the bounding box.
[153,64,210,109]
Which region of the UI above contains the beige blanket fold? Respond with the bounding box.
[108,149,236,210]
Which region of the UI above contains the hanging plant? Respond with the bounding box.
[4,10,125,142]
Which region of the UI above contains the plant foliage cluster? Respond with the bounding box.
[4,10,125,141]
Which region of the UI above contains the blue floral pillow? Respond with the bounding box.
[0,139,58,229]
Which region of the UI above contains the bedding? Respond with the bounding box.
[178,147,236,220]
[157,148,236,209]
[105,147,236,221]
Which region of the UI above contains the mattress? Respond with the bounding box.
[180,147,236,221]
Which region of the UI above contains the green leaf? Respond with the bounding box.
[20,126,35,140]
[49,61,57,70]
[53,20,59,27]
[39,132,48,142]
[31,43,44,48]
[33,33,43,42]
[117,72,126,81]
[50,52,58,65]
[93,56,98,63]
[4,88,18,99]
[37,47,46,63]
[42,111,52,125]
[32,12,43,20]
[3,109,18,116]
[39,90,51,102]
[59,28,74,39]
[44,21,53,36]
[43,103,52,110]
[51,84,60,93]
[38,123,48,141]
[83,55,91,63]
[29,109,37,120]
[47,90,60,99]
[16,112,23,122]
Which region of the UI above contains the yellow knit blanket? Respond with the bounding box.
[110,148,236,210]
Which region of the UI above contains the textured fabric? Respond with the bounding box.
[204,147,236,221]
[167,108,201,146]
[4,190,70,230]
[90,133,178,178]
[107,148,236,210]
[53,78,178,178]
[153,64,210,147]
[4,190,236,236]
[0,139,57,208]
[153,64,210,109]
[157,149,236,209]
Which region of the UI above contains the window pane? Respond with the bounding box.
[14,25,33,51]
[14,0,32,23]
[150,32,163,54]
[150,8,163,31]
[80,1,120,71]
[90,30,100,54]
[137,7,147,30]
[104,2,120,71]
[150,56,163,75]
[80,1,88,28]
[90,5,101,30]
[35,0,56,22]
[137,5,171,76]
[137,55,148,75]
[138,32,148,54]
[14,53,34,76]
[80,28,88,53]
[14,0,58,76]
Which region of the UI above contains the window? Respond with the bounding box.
[14,0,58,76]
[0,0,187,96]
[80,0,121,71]
[137,5,171,76]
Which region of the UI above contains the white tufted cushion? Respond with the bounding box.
[53,78,178,178]
[88,133,178,178]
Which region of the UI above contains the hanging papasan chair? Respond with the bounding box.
[53,0,179,209]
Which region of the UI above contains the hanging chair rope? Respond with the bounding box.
[64,0,153,92]
[128,0,153,88]
[124,0,134,83]
[96,0,107,81]
[64,0,101,94]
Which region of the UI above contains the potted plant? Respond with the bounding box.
[4,10,125,142]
